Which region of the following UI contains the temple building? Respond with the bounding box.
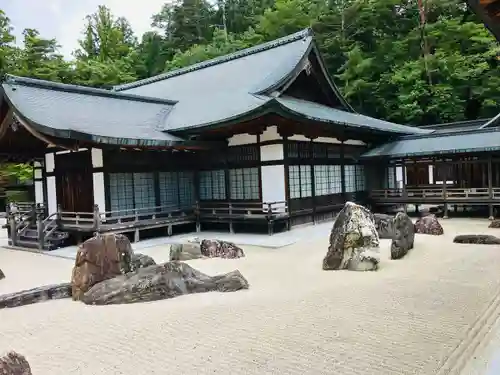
[1,28,498,249]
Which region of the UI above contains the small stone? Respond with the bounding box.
[169,242,203,261]
[0,268,4,280]
[0,283,72,309]
[131,253,156,271]
[0,351,32,375]
[201,240,245,258]
[489,220,500,229]
[323,202,380,271]
[453,234,500,244]
[373,213,394,239]
[414,215,444,235]
[391,212,415,260]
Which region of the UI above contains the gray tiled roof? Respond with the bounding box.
[116,30,315,131]
[276,96,431,135]
[362,128,500,158]
[2,75,188,147]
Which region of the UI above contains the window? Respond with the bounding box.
[133,172,156,210]
[355,165,365,191]
[229,167,259,200]
[108,173,134,216]
[159,172,178,208]
[178,171,195,207]
[387,167,396,189]
[344,165,356,193]
[289,165,312,199]
[314,165,342,196]
[199,170,226,200]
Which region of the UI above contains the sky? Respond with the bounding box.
[3,0,168,58]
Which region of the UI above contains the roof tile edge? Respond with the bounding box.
[3,74,178,105]
[114,28,314,92]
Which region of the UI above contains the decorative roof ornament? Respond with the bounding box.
[304,59,312,76]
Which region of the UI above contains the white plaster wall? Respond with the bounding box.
[289,134,310,142]
[261,165,286,207]
[34,169,42,179]
[314,137,341,144]
[34,181,44,204]
[45,153,55,173]
[260,144,284,162]
[46,176,57,214]
[260,126,282,142]
[396,166,406,188]
[91,148,104,168]
[93,172,106,211]
[428,165,434,184]
[228,133,257,146]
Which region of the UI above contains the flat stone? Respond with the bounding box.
[373,213,394,239]
[81,261,249,306]
[453,234,500,245]
[201,239,245,258]
[391,212,415,260]
[169,241,203,261]
[0,282,72,309]
[323,202,380,271]
[414,215,444,235]
[0,352,32,375]
[71,234,134,301]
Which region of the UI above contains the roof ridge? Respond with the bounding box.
[3,75,177,105]
[401,125,500,140]
[419,118,490,128]
[114,28,314,92]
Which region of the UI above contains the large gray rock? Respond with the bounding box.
[0,352,32,375]
[82,261,249,305]
[373,213,394,239]
[323,202,380,271]
[453,234,500,244]
[0,283,72,309]
[391,212,415,259]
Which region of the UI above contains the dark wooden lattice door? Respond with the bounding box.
[55,151,94,213]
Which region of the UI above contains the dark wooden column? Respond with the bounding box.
[442,160,448,219]
[401,161,407,214]
[309,138,316,224]
[488,155,494,220]
[340,140,346,201]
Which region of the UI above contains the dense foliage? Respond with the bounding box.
[0,0,499,126]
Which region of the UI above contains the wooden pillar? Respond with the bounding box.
[401,161,407,214]
[309,139,316,224]
[340,140,346,201]
[443,161,448,219]
[488,155,494,220]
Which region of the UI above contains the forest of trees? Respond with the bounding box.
[1,0,500,127]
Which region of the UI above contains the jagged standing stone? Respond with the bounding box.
[131,253,156,271]
[414,215,444,235]
[391,212,415,259]
[0,268,4,280]
[201,239,245,258]
[0,352,32,375]
[323,202,380,271]
[71,233,134,301]
[373,213,394,239]
[82,261,249,306]
[453,234,500,244]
